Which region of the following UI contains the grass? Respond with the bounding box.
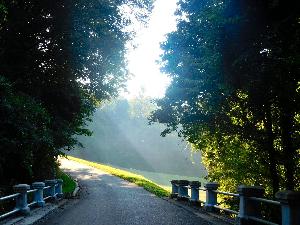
[57,169,77,194]
[67,156,170,198]
[122,167,206,187]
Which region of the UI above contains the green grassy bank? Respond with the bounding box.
[66,156,170,197]
[57,169,77,194]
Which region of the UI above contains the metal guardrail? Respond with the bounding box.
[213,205,238,215]
[248,216,279,225]
[170,180,300,225]
[0,179,63,220]
[28,201,37,208]
[248,196,280,206]
[27,189,37,194]
[246,196,280,225]
[0,209,20,219]
[0,193,20,202]
[213,190,239,197]
[211,189,239,216]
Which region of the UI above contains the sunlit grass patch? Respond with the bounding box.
[124,167,205,187]
[67,156,170,197]
[57,169,77,194]
[159,185,172,192]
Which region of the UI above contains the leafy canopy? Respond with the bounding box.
[150,0,300,197]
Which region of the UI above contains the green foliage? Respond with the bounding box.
[122,168,204,188]
[57,169,77,194]
[68,156,170,197]
[0,76,54,183]
[0,0,152,185]
[150,0,300,198]
[128,96,157,118]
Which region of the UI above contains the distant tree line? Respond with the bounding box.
[150,0,299,197]
[0,0,152,186]
[71,98,206,177]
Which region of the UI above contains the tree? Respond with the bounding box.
[150,0,300,196]
[0,0,152,185]
[221,0,300,193]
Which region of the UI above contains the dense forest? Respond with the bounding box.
[0,0,299,203]
[150,0,300,197]
[0,0,152,187]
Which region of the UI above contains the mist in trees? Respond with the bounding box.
[70,97,206,179]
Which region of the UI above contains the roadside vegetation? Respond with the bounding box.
[0,0,152,187]
[67,156,170,198]
[1,2,298,221]
[57,170,77,194]
[149,0,299,197]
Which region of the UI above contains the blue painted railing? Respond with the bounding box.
[0,179,63,220]
[170,180,300,225]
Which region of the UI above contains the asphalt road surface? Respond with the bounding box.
[37,158,220,225]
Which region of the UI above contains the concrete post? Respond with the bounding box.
[189,181,201,202]
[32,182,45,207]
[237,185,265,225]
[45,179,57,200]
[170,180,179,198]
[178,180,189,200]
[276,190,300,225]
[204,182,219,212]
[56,179,63,198]
[13,184,30,215]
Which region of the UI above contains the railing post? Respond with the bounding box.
[170,180,179,198]
[237,185,264,225]
[189,181,200,203]
[32,182,45,207]
[56,179,63,198]
[276,190,300,225]
[204,182,219,212]
[45,179,57,200]
[13,184,30,215]
[177,180,189,200]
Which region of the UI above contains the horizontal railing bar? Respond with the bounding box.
[248,197,280,206]
[27,189,37,194]
[28,201,37,207]
[213,190,239,197]
[0,180,63,221]
[0,208,20,220]
[248,216,279,225]
[44,196,52,201]
[0,193,20,202]
[176,185,206,191]
[187,186,200,190]
[213,205,238,215]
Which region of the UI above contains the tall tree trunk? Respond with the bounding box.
[264,102,280,197]
[280,105,296,191]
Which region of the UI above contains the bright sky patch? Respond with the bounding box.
[124,0,178,99]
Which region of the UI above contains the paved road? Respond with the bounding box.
[37,159,218,225]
